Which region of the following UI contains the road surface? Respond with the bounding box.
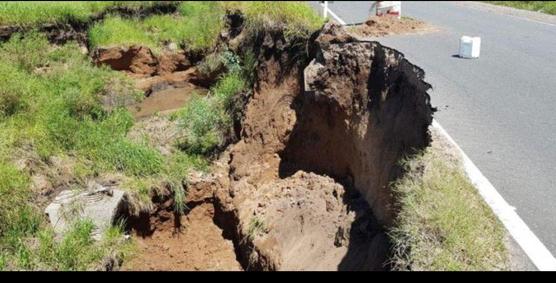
[310,1,556,266]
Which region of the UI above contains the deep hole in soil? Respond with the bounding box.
[112,20,433,271]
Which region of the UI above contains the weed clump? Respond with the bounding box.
[389,145,509,271]
[177,53,246,155]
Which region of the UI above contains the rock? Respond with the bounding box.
[44,183,126,240]
[167,42,178,52]
[31,174,51,192]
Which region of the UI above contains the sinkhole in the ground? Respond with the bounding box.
[118,21,434,271]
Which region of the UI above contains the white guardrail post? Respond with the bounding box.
[323,1,328,18]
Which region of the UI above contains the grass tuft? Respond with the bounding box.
[389,144,509,271]
[177,68,246,155]
[89,2,225,52]
[223,1,324,38]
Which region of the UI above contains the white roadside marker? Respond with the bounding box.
[320,2,346,25]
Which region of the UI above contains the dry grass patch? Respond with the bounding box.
[389,129,509,271]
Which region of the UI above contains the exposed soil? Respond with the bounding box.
[349,15,434,38]
[92,46,192,77]
[123,202,242,271]
[94,14,435,271]
[92,44,210,120]
[148,22,434,271]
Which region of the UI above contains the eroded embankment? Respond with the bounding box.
[106,17,434,270]
[156,23,435,271]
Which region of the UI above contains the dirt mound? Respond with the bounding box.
[233,171,388,271]
[351,15,429,37]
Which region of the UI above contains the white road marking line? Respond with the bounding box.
[320,2,347,25]
[433,120,556,271]
[323,3,556,271]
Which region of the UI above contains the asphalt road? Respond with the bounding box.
[309,1,556,258]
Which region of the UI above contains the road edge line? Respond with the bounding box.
[320,2,347,25]
[432,120,556,271]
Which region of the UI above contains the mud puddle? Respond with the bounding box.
[123,202,242,271]
[128,83,207,119]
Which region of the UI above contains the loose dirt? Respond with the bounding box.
[122,202,242,271]
[349,15,435,38]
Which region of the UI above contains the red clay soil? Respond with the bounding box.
[122,202,242,271]
[92,45,191,76]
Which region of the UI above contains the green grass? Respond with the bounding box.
[0,31,202,270]
[485,1,556,15]
[0,1,167,27]
[177,65,246,155]
[89,2,225,52]
[389,144,509,271]
[223,1,324,38]
[88,1,324,51]
[3,219,133,271]
[177,1,225,50]
[0,1,111,26]
[88,16,157,50]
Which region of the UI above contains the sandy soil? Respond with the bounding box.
[122,202,242,271]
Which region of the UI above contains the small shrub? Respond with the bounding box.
[247,216,267,240]
[213,71,246,109]
[178,94,228,155]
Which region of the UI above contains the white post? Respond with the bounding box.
[393,1,402,19]
[323,1,328,18]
